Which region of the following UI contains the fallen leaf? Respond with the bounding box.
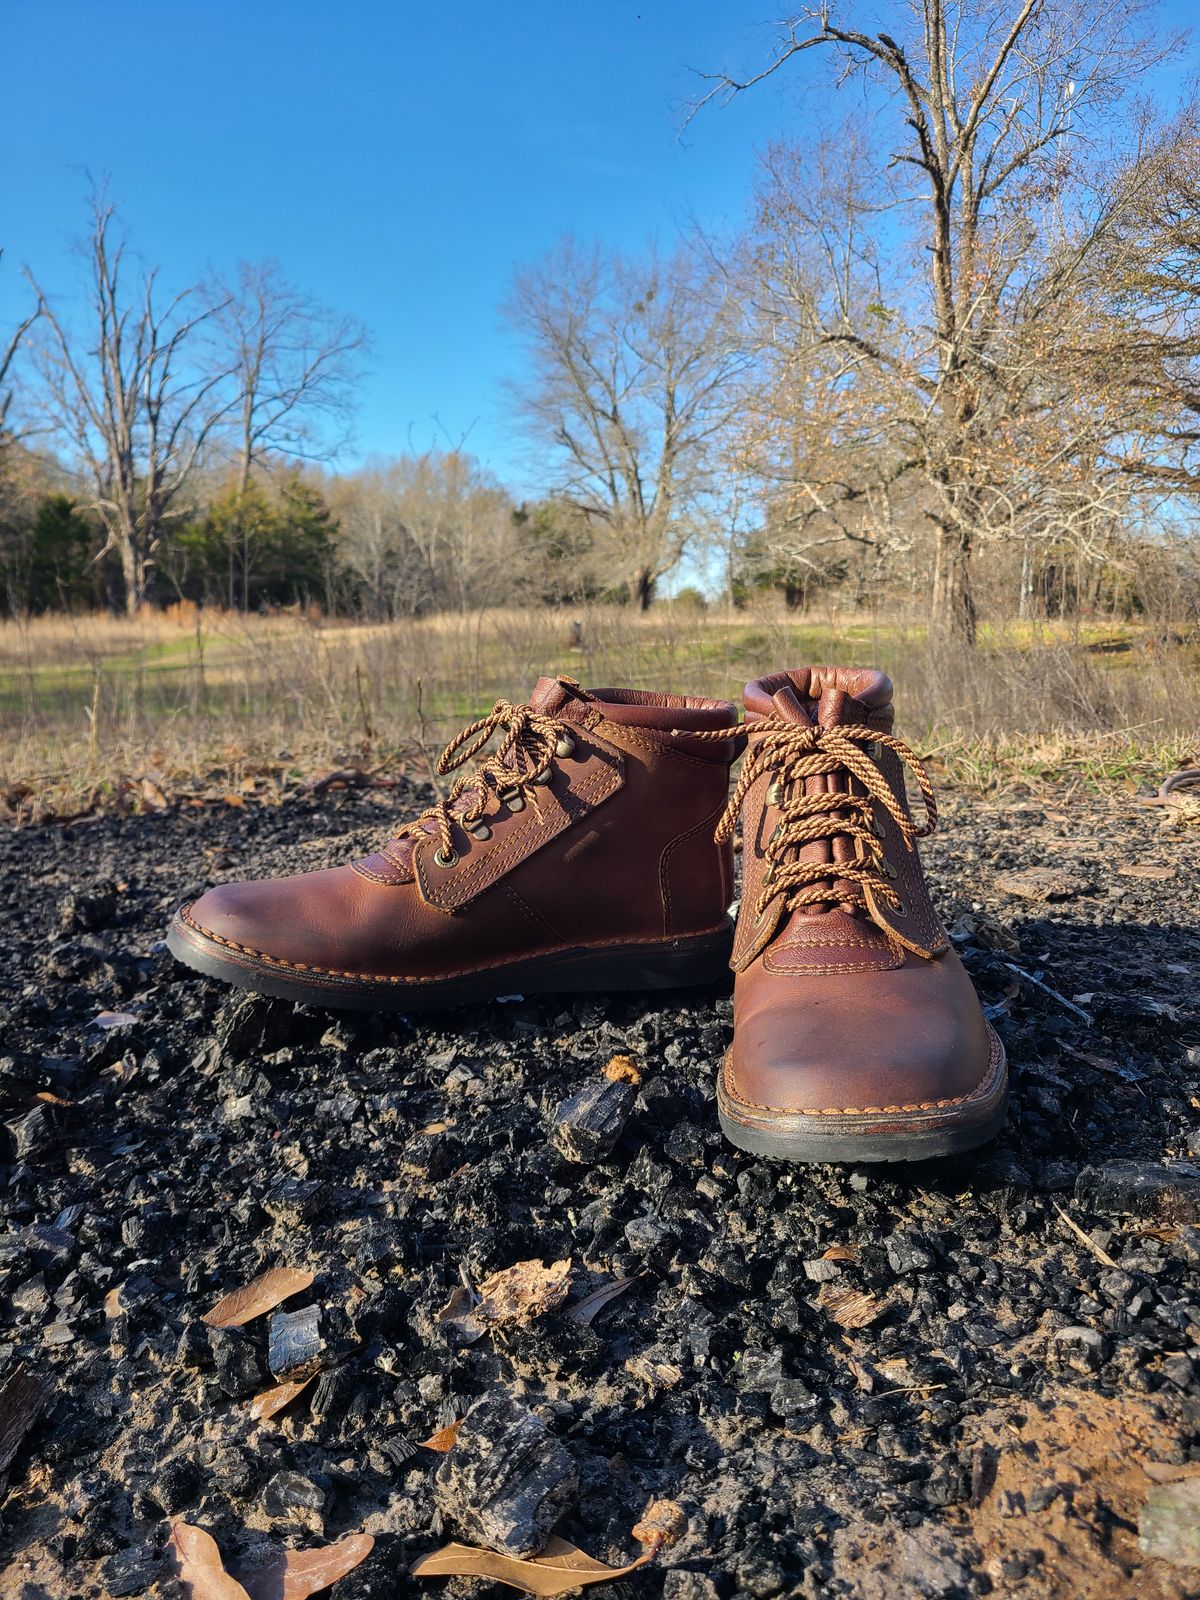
[417,1120,457,1136]
[1117,863,1176,881]
[202,1267,316,1328]
[603,1054,642,1085]
[477,1258,572,1324]
[631,1499,686,1551]
[35,1091,73,1106]
[91,1010,137,1030]
[418,1419,462,1453]
[563,1275,637,1327]
[820,1245,858,1263]
[1142,1460,1200,1484]
[223,794,247,810]
[440,1259,572,1342]
[239,1533,375,1600]
[410,1535,652,1597]
[140,777,169,810]
[817,1285,891,1329]
[248,1374,316,1422]
[104,1286,125,1318]
[167,1522,250,1600]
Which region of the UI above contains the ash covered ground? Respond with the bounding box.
[2,780,1200,1600]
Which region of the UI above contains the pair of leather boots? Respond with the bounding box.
[168,667,1007,1164]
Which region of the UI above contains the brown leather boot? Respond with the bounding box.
[168,677,740,1009]
[713,667,1006,1162]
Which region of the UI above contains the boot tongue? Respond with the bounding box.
[769,681,869,917]
[529,676,589,716]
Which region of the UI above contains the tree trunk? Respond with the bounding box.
[930,524,976,647]
[635,569,654,610]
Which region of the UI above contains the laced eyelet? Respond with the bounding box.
[883,859,898,880]
[531,767,553,786]
[554,734,576,759]
[433,846,458,868]
[871,815,886,839]
[469,822,492,841]
[500,787,525,812]
[864,740,883,760]
[892,897,908,917]
[766,781,782,806]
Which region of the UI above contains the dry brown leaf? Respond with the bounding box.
[239,1533,375,1600]
[104,1286,125,1318]
[817,1285,890,1329]
[140,777,169,810]
[1142,1460,1200,1485]
[631,1498,686,1551]
[440,1259,574,1344]
[417,1120,457,1135]
[223,794,247,809]
[418,1419,462,1453]
[563,1275,637,1327]
[820,1245,858,1262]
[167,1522,250,1600]
[603,1054,642,1085]
[409,1535,652,1597]
[35,1090,73,1106]
[201,1267,316,1329]
[248,1374,315,1422]
[476,1258,572,1324]
[1117,862,1176,881]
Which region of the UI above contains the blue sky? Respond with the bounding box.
[0,1,801,497]
[2,1,1196,500]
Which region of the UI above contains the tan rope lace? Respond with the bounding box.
[394,695,580,863]
[714,720,938,921]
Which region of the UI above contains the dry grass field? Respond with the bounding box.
[1,601,1196,819]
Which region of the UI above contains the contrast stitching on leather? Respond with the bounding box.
[721,1025,1005,1117]
[603,722,736,771]
[415,752,621,908]
[500,879,564,943]
[178,904,727,983]
[351,861,405,886]
[659,802,727,938]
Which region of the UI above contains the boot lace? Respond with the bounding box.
[714,720,938,921]
[394,694,582,865]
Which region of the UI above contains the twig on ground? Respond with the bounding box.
[1053,1201,1119,1269]
[1004,961,1093,1025]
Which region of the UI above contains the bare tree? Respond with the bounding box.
[695,1,1182,642]
[0,251,43,451]
[504,238,749,608]
[27,195,234,613]
[208,261,366,609]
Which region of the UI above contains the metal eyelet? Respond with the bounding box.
[531,767,553,786]
[433,846,458,868]
[883,860,898,880]
[871,815,886,839]
[766,781,782,806]
[500,787,525,812]
[469,822,492,841]
[864,741,883,761]
[555,734,576,759]
[762,864,776,885]
[893,897,908,918]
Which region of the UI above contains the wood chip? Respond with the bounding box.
[563,1275,637,1327]
[631,1499,686,1551]
[239,1533,374,1600]
[995,866,1086,901]
[409,1535,653,1597]
[247,1374,316,1422]
[201,1267,315,1328]
[167,1523,250,1600]
[1142,1461,1200,1485]
[603,1054,642,1085]
[440,1259,572,1342]
[1117,863,1176,881]
[817,1286,891,1329]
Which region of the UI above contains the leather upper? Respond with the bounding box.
[184,678,740,982]
[724,667,996,1119]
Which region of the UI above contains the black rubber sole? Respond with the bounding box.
[167,909,734,1011]
[717,1029,1008,1164]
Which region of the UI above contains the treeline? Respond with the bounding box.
[5,3,1200,642]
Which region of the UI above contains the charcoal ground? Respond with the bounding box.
[2,781,1200,1599]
